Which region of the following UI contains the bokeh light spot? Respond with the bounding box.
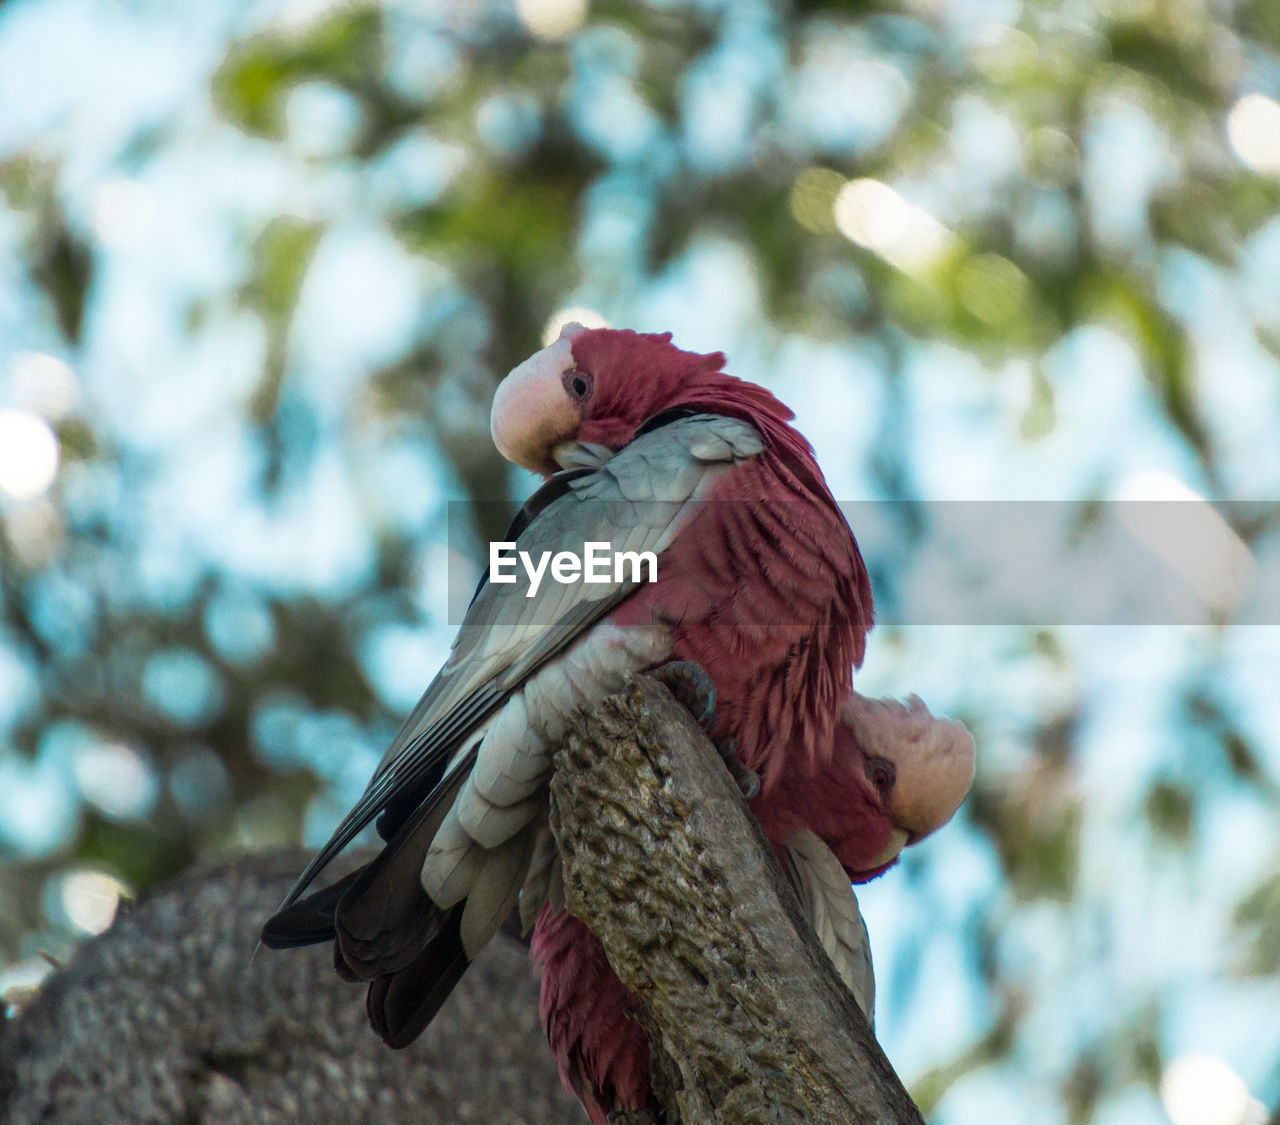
[73,741,160,821]
[141,649,225,727]
[1,958,55,1017]
[59,869,130,935]
[1117,471,1254,616]
[0,754,79,857]
[515,0,587,41]
[92,178,158,249]
[790,167,844,233]
[1160,1053,1265,1125]
[283,81,364,158]
[0,409,60,500]
[957,253,1030,325]
[833,179,957,275]
[3,499,64,569]
[203,587,277,666]
[1227,94,1280,176]
[9,352,80,420]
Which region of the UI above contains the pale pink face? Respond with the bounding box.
[845,692,976,870]
[490,322,593,474]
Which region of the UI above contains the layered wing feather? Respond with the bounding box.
[781,828,876,1024]
[269,412,765,929]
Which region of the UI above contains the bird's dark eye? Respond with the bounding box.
[865,756,896,795]
[563,368,594,403]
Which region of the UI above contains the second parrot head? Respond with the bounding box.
[491,323,768,475]
[841,692,976,878]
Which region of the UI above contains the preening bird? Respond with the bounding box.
[261,324,973,1123]
[773,691,975,1025]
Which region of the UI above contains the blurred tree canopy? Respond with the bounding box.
[1,0,1279,1122]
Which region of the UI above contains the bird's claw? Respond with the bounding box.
[715,737,761,800]
[650,663,755,797]
[650,660,717,732]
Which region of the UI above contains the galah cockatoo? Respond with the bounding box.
[261,325,971,1122]
[774,690,974,1021]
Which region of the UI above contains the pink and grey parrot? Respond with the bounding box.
[261,325,971,1122]
[772,691,973,1021]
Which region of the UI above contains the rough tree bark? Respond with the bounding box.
[550,675,925,1125]
[0,849,580,1125]
[1,675,925,1124]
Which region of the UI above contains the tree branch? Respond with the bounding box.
[550,674,925,1125]
[0,849,580,1125]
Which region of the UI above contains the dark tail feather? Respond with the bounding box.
[267,746,480,1049]
[333,757,471,979]
[260,868,361,948]
[367,904,470,1049]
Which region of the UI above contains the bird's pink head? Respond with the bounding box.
[840,692,976,878]
[490,324,788,475]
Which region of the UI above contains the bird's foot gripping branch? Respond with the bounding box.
[648,661,762,798]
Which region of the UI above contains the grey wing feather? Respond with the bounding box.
[782,829,876,1025]
[276,413,763,912]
